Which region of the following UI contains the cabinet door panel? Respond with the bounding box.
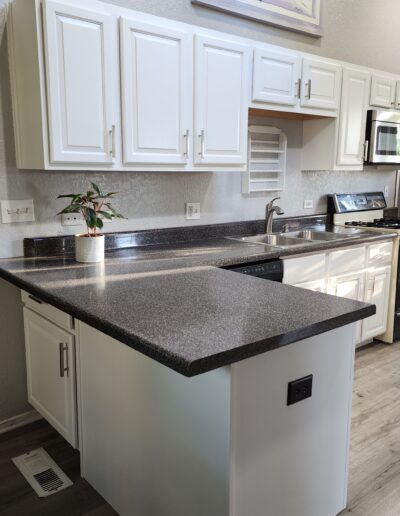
[24,308,77,447]
[120,18,192,164]
[370,74,396,108]
[337,67,370,166]
[301,58,342,110]
[252,47,301,106]
[43,1,117,164]
[328,272,365,344]
[362,266,391,340]
[293,279,326,293]
[195,34,249,164]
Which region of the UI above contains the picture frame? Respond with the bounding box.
[191,0,323,38]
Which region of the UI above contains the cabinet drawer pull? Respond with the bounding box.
[296,78,301,98]
[199,130,205,157]
[28,294,44,305]
[59,343,69,378]
[109,125,116,158]
[308,79,312,99]
[183,129,190,157]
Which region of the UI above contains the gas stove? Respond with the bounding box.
[328,191,400,344]
[345,218,400,230]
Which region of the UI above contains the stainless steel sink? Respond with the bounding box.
[283,230,353,241]
[229,234,309,247]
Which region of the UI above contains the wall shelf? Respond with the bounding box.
[242,125,287,194]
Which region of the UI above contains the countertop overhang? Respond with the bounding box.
[0,231,384,376]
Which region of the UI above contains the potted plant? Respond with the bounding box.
[58,182,125,263]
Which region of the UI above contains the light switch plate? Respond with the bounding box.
[1,200,35,223]
[186,202,201,220]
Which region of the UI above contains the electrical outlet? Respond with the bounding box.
[1,200,35,223]
[303,199,313,209]
[384,185,389,199]
[61,213,84,226]
[186,202,200,220]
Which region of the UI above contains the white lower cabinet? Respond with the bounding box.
[283,241,393,346]
[23,307,78,447]
[327,271,365,344]
[362,266,391,341]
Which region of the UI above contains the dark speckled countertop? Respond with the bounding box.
[0,225,387,376]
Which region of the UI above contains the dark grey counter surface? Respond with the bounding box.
[0,231,385,376]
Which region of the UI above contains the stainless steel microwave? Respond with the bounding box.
[365,110,400,164]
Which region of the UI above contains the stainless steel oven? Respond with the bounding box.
[365,110,400,164]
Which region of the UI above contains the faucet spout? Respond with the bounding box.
[265,197,285,233]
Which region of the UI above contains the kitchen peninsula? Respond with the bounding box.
[0,222,388,516]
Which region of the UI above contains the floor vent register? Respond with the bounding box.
[12,448,73,497]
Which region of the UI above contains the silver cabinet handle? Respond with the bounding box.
[307,80,312,99]
[297,78,301,99]
[59,343,69,378]
[198,130,205,157]
[109,125,116,158]
[183,129,190,158]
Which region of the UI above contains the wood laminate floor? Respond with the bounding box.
[1,342,400,516]
[340,342,400,516]
[0,419,116,516]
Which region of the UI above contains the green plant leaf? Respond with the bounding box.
[99,211,113,220]
[96,218,104,230]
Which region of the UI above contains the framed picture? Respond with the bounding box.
[191,0,323,37]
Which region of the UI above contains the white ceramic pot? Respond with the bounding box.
[75,234,105,263]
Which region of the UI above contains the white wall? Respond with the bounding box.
[0,0,399,421]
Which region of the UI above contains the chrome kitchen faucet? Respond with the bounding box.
[265,197,284,234]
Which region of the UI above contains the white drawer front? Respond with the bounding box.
[367,241,393,267]
[283,253,326,284]
[21,291,74,332]
[328,246,366,276]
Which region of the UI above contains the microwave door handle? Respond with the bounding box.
[364,140,369,161]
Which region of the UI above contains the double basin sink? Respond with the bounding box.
[229,227,367,248]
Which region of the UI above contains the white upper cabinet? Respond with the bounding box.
[194,34,250,165]
[43,1,118,164]
[301,58,342,110]
[120,17,192,165]
[370,73,396,108]
[252,47,301,106]
[337,67,371,166]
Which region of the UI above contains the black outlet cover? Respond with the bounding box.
[287,375,313,406]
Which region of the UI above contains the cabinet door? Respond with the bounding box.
[328,271,365,344]
[120,17,192,165]
[194,34,250,165]
[252,47,301,106]
[43,1,117,164]
[301,58,342,110]
[362,266,391,341]
[370,74,396,108]
[24,308,77,448]
[337,67,370,166]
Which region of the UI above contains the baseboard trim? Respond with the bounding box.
[0,410,42,435]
